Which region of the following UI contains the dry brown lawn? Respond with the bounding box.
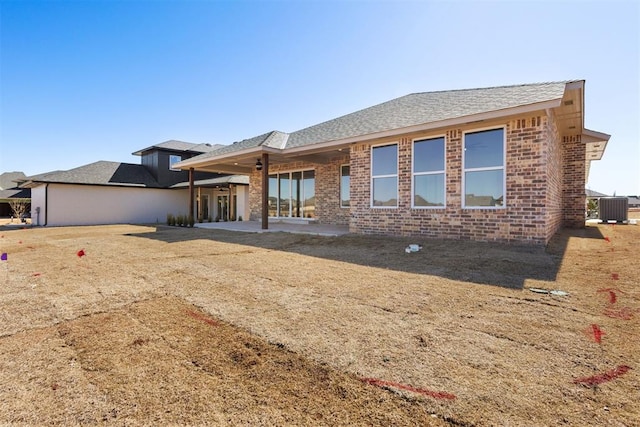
[0,221,638,426]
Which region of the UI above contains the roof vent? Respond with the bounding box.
[564,100,574,106]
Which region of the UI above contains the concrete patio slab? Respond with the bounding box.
[194,220,349,236]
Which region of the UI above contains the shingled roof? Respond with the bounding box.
[286,82,569,148]
[0,172,30,199]
[180,81,571,166]
[132,140,224,156]
[20,161,161,188]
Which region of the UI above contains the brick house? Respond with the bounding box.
[176,81,609,244]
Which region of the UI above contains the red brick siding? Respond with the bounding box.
[562,134,586,228]
[349,117,550,244]
[544,111,564,241]
[247,111,585,245]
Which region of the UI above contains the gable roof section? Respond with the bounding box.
[132,140,224,156]
[20,161,162,188]
[286,82,569,148]
[0,172,27,190]
[185,131,289,163]
[0,172,30,200]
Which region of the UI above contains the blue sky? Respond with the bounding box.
[1,0,638,195]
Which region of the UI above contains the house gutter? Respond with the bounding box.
[44,183,48,226]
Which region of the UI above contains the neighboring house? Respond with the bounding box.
[176,80,609,244]
[19,141,250,226]
[627,196,640,208]
[586,189,609,199]
[0,171,31,217]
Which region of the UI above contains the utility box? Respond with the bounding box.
[599,197,628,222]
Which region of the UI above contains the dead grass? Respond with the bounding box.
[0,222,638,426]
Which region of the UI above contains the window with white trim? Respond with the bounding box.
[169,155,182,171]
[371,144,398,207]
[340,165,350,208]
[463,128,505,208]
[413,136,445,207]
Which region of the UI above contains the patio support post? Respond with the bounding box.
[189,168,194,220]
[261,153,269,229]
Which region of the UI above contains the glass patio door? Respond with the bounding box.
[268,170,315,218]
[217,195,228,221]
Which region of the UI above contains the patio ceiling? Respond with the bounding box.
[179,144,351,175]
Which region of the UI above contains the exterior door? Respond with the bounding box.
[201,194,209,220]
[217,195,228,221]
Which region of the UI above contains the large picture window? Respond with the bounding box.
[463,128,505,208]
[413,136,445,207]
[268,170,315,218]
[340,165,350,208]
[371,144,398,207]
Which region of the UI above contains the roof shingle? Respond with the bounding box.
[287,82,569,148]
[23,161,161,187]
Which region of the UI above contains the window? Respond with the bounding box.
[371,144,398,207]
[413,137,445,207]
[169,155,182,171]
[463,128,505,208]
[340,165,350,208]
[267,170,315,218]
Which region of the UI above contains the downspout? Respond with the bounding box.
[44,183,49,226]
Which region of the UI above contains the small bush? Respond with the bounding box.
[188,215,195,228]
[207,215,212,222]
[198,216,203,223]
[238,216,243,222]
[167,214,174,226]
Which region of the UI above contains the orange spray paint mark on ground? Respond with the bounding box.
[77,249,85,257]
[573,365,631,386]
[361,377,456,400]
[186,310,219,327]
[604,236,611,242]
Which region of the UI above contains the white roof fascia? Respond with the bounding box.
[583,129,611,142]
[285,99,563,154]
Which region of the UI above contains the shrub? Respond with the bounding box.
[188,215,195,228]
[238,215,243,222]
[167,214,174,226]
